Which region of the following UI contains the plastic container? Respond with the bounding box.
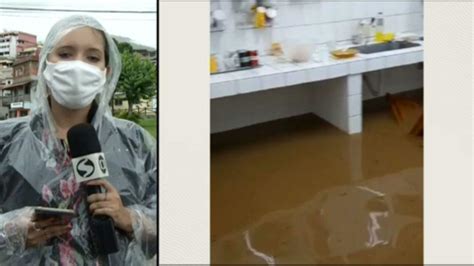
[283,41,314,63]
[375,12,384,43]
[314,44,330,63]
[322,44,331,62]
[352,22,365,45]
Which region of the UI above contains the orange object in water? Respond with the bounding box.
[410,114,423,136]
[386,93,423,136]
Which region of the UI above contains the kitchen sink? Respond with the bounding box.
[351,41,420,54]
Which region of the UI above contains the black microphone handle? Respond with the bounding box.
[86,185,104,196]
[84,184,119,256]
[86,184,112,222]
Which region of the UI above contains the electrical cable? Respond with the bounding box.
[0,13,156,21]
[0,6,156,13]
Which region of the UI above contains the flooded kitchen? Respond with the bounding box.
[210,1,423,264]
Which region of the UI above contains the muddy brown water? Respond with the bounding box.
[211,91,423,264]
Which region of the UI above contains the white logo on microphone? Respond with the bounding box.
[98,155,107,174]
[72,152,108,183]
[76,158,95,178]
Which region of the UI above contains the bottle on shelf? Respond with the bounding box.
[210,54,218,73]
[375,12,384,43]
[255,6,267,28]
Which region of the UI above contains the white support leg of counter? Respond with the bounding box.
[311,74,362,134]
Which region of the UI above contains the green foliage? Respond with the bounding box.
[115,110,142,124]
[116,50,157,115]
[116,41,134,53]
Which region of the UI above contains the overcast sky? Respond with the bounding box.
[0,0,157,48]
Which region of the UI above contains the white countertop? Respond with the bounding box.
[211,41,424,99]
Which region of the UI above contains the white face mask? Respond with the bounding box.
[43,60,107,109]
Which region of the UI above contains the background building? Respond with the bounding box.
[0,31,37,58]
[0,31,157,120]
[1,53,38,118]
[0,31,38,119]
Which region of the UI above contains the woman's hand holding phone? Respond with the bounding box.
[25,215,72,248]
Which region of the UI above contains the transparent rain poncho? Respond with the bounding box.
[0,15,157,265]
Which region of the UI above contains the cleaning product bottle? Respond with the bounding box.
[375,12,384,43]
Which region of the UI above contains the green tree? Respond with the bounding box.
[116,50,156,116]
[114,39,134,54]
[110,39,135,115]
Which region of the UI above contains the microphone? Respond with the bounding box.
[67,123,119,256]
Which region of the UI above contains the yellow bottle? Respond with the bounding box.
[210,54,218,73]
[255,7,266,28]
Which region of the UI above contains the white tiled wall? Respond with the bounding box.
[211,1,423,55]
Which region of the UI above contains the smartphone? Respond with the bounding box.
[33,207,77,220]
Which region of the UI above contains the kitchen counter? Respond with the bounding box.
[211,41,423,134]
[211,41,423,99]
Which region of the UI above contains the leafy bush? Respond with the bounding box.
[115,111,142,124]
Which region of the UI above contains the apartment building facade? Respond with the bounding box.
[1,54,38,118]
[0,31,37,58]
